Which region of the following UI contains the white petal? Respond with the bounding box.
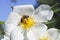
[34,10,53,22]
[27,30,37,40]
[5,12,21,33]
[10,26,24,40]
[5,24,17,34]
[47,28,59,40]
[39,10,54,21]
[27,23,48,40]
[57,30,60,40]
[35,4,53,22]
[46,10,54,20]
[1,35,10,40]
[5,12,20,25]
[13,5,34,16]
[36,4,51,12]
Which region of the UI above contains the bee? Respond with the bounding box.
[18,15,29,26]
[21,15,29,23]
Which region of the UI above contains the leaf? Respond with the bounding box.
[37,0,55,5]
[52,7,60,13]
[0,21,5,35]
[0,21,4,24]
[43,18,57,28]
[51,3,59,9]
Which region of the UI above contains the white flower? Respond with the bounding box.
[2,4,54,40]
[47,28,60,40]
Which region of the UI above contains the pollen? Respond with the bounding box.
[39,36,48,40]
[20,15,35,30]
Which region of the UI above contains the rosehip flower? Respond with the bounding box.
[2,4,54,40]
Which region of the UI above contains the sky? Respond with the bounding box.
[0,0,37,21]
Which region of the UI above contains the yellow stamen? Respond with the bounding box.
[39,36,48,40]
[20,16,35,30]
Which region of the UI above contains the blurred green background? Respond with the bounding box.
[0,0,60,36]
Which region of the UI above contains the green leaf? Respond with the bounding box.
[0,21,5,35]
[0,21,4,24]
[52,7,60,13]
[37,0,55,5]
[43,18,57,28]
[51,3,59,9]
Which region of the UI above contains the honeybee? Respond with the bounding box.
[18,15,29,26]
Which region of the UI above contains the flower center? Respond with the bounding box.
[39,36,48,40]
[20,15,35,30]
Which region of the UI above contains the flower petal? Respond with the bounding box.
[34,10,53,22]
[1,35,10,40]
[35,4,53,22]
[27,30,37,40]
[57,30,60,40]
[36,4,51,13]
[27,23,48,40]
[13,5,34,16]
[5,12,20,33]
[46,10,54,20]
[10,26,24,40]
[5,12,20,25]
[47,28,59,40]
